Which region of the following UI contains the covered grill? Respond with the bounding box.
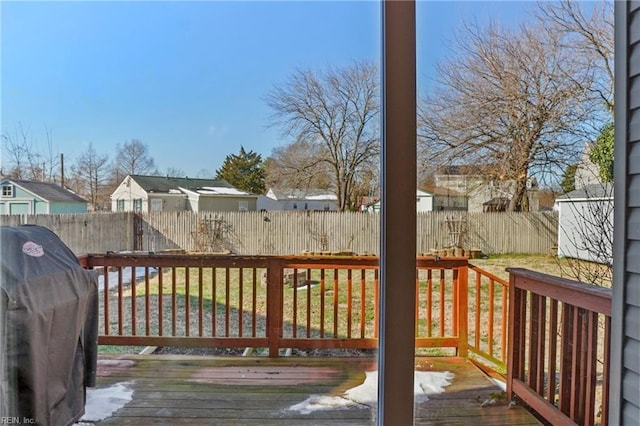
[1,225,98,425]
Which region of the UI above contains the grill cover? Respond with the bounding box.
[1,225,98,426]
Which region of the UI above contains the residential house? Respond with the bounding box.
[612,3,639,421]
[0,178,88,215]
[435,165,539,212]
[419,185,467,211]
[257,188,338,211]
[110,175,258,213]
[365,186,467,213]
[574,142,602,188]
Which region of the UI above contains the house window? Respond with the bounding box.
[117,200,125,211]
[238,201,248,211]
[133,199,143,212]
[2,185,14,197]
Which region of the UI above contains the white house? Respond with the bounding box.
[257,188,338,211]
[366,189,436,213]
[110,175,258,213]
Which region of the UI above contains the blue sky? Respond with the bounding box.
[1,1,537,178]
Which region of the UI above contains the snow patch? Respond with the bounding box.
[285,370,454,414]
[76,381,134,423]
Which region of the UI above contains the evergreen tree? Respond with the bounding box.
[215,147,266,194]
[560,163,578,194]
[589,122,614,183]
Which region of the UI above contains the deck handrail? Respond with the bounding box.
[81,253,496,360]
[506,268,612,426]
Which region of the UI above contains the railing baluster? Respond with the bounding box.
[488,279,495,357]
[426,269,432,338]
[238,268,243,338]
[158,268,163,337]
[320,269,326,338]
[211,267,217,337]
[474,271,481,350]
[306,269,311,338]
[145,267,150,336]
[347,269,352,339]
[439,269,445,337]
[360,269,366,338]
[333,269,339,337]
[292,268,298,338]
[130,266,136,336]
[171,268,177,336]
[198,268,204,337]
[185,267,190,337]
[251,268,257,338]
[118,267,123,336]
[453,268,459,336]
[103,268,110,335]
[225,268,230,337]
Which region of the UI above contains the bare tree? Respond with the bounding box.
[113,139,156,178]
[71,143,111,211]
[536,0,614,116]
[419,20,601,211]
[267,61,380,211]
[1,123,59,182]
[265,139,333,192]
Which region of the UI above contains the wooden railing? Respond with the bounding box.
[468,265,509,372]
[506,268,612,426]
[79,253,504,366]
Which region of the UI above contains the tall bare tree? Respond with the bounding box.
[419,19,601,211]
[71,143,111,210]
[1,123,59,182]
[267,61,379,211]
[265,139,333,192]
[113,139,157,179]
[536,0,614,116]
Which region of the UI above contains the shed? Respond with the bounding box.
[1,225,98,425]
[0,179,88,215]
[555,183,613,264]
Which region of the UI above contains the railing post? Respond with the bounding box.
[267,257,284,357]
[457,265,469,357]
[506,272,518,402]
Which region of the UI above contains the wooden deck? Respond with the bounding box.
[86,354,541,425]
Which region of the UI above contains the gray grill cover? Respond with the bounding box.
[1,225,98,426]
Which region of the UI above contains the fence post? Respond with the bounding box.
[267,257,283,357]
[457,264,469,357]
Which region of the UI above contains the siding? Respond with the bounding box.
[612,2,640,423]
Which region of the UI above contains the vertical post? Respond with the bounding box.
[267,258,284,357]
[457,265,469,357]
[378,1,416,425]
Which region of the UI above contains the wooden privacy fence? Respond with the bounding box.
[79,253,507,370]
[139,210,558,255]
[1,211,558,255]
[0,212,132,255]
[506,268,612,426]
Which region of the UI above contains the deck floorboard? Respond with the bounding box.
[87,355,541,425]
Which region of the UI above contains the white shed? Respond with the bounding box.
[555,183,613,264]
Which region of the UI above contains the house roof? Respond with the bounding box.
[3,179,87,203]
[556,183,613,202]
[482,197,511,206]
[267,188,337,201]
[129,175,234,193]
[418,185,465,197]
